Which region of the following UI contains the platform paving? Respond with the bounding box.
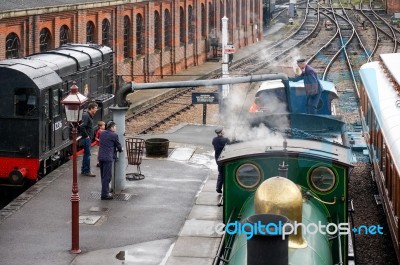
[0,124,222,265]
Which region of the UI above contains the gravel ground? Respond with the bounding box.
[149,104,221,133]
[350,156,398,264]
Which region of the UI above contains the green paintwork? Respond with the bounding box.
[227,195,334,264]
[222,153,351,264]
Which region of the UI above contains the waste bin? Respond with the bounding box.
[125,138,145,180]
[145,138,170,157]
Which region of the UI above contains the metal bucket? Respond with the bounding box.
[145,138,170,157]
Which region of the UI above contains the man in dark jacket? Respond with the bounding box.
[80,102,98,177]
[289,58,322,114]
[212,127,230,193]
[98,121,123,200]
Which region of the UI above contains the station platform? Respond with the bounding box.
[0,124,222,265]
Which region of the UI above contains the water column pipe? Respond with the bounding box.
[110,105,129,193]
[221,16,230,114]
[112,73,289,190]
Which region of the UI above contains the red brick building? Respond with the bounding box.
[0,0,262,83]
[387,0,400,14]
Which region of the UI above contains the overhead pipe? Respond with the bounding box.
[115,73,289,107]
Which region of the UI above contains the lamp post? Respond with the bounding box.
[61,81,88,254]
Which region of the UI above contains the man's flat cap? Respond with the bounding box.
[107,121,116,129]
[297,58,306,63]
[215,127,223,134]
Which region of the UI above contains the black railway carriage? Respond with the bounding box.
[359,53,400,263]
[0,44,115,185]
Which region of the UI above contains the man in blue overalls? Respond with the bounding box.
[289,58,322,114]
[98,121,123,200]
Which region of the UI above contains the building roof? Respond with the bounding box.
[0,0,91,11]
[0,0,139,18]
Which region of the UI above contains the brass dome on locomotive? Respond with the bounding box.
[254,176,308,248]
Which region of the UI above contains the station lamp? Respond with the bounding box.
[62,81,88,123]
[61,81,88,254]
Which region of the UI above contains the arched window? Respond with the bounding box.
[188,6,195,43]
[180,7,186,44]
[136,14,145,55]
[154,11,162,50]
[241,0,246,26]
[60,25,70,46]
[6,32,21,59]
[123,16,131,58]
[250,0,254,23]
[209,2,215,31]
[5,32,20,59]
[220,0,224,18]
[201,4,206,37]
[236,0,241,28]
[227,0,232,38]
[255,0,260,22]
[40,28,52,52]
[86,21,96,43]
[164,9,172,48]
[227,0,231,20]
[102,18,111,47]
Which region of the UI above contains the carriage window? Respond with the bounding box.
[309,166,336,192]
[14,88,37,116]
[381,141,386,173]
[377,131,382,165]
[236,163,261,189]
[97,68,103,91]
[384,153,390,183]
[53,88,60,116]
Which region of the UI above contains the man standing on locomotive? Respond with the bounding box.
[80,102,98,177]
[213,127,230,194]
[288,58,322,114]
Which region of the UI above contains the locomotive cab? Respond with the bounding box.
[0,61,63,184]
[249,79,338,115]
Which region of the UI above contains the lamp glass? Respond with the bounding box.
[61,89,88,123]
[64,105,82,123]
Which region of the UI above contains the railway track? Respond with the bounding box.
[358,0,398,59]
[126,0,324,135]
[229,3,321,74]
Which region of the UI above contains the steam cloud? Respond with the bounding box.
[218,82,290,143]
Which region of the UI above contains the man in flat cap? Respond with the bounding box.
[289,58,322,114]
[212,127,230,193]
[98,121,123,200]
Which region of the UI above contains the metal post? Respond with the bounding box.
[255,24,259,42]
[220,16,229,113]
[110,106,129,193]
[71,124,81,254]
[202,103,207,125]
[289,0,295,18]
